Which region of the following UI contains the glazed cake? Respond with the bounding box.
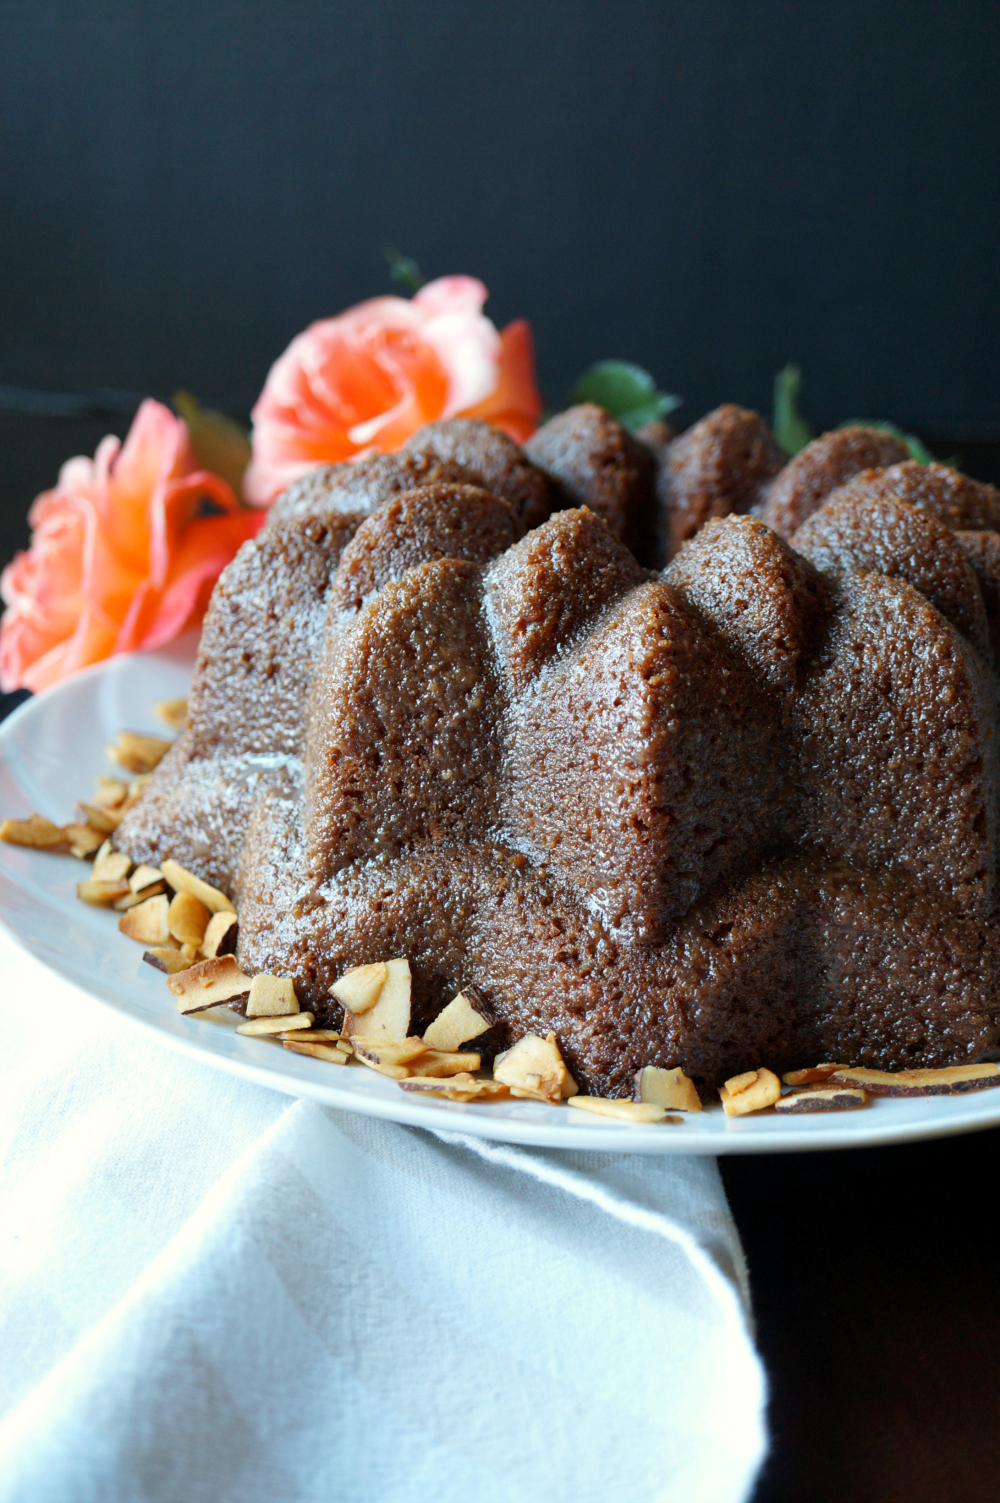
[113,406,1000,1095]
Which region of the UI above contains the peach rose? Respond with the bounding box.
[244,275,542,505]
[0,399,264,693]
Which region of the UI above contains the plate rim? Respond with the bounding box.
[4,649,1000,1156]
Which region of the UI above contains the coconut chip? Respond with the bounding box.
[90,779,130,810]
[569,1098,682,1124]
[782,1063,850,1087]
[633,1065,701,1112]
[494,1032,578,1104]
[161,859,235,915]
[75,801,122,833]
[245,973,298,1018]
[719,1068,782,1116]
[398,1074,511,1103]
[118,894,171,944]
[143,945,196,975]
[774,1086,867,1113]
[63,824,106,859]
[0,815,68,849]
[155,698,188,731]
[114,881,166,911]
[106,730,173,774]
[92,846,131,883]
[351,1037,431,1078]
[423,987,496,1052]
[827,1063,1000,1096]
[201,911,238,959]
[236,1013,316,1036]
[77,878,131,906]
[282,1039,350,1063]
[167,890,211,948]
[167,955,251,1014]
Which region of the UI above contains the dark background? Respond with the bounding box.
[3,0,1000,570]
[4,5,1000,1498]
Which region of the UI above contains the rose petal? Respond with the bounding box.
[412,276,488,318]
[246,281,541,505]
[139,509,265,650]
[0,399,262,690]
[460,319,542,442]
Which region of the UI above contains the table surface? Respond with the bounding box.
[722,1128,1000,1503]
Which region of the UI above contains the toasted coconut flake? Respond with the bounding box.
[90,779,130,809]
[569,1098,682,1124]
[494,1032,578,1104]
[129,863,163,893]
[423,988,496,1051]
[633,1065,702,1113]
[352,1057,413,1081]
[143,945,195,975]
[76,801,121,833]
[118,893,171,944]
[246,973,299,1018]
[724,1070,759,1097]
[64,823,105,859]
[282,1040,348,1063]
[237,1013,315,1036]
[118,776,151,815]
[114,881,166,911]
[167,954,251,1014]
[398,1074,511,1102]
[167,890,211,947]
[782,1063,850,1087]
[277,1027,341,1041]
[77,878,131,906]
[351,1036,429,1078]
[342,958,410,1041]
[720,1068,782,1116]
[107,730,173,774]
[161,858,235,914]
[155,697,188,731]
[201,910,238,959]
[353,1038,433,1065]
[1,814,67,849]
[92,847,131,883]
[329,961,388,1014]
[409,1050,482,1078]
[775,1087,868,1113]
[827,1063,1000,1096]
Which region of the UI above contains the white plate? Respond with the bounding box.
[3,644,1000,1154]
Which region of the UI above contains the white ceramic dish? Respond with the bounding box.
[3,644,1000,1154]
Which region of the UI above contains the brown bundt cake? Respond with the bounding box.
[654,403,787,562]
[113,410,1000,1095]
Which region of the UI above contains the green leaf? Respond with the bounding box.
[837,418,949,467]
[773,365,814,456]
[569,361,682,433]
[383,245,425,294]
[174,391,251,498]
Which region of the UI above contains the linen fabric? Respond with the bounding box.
[0,926,767,1502]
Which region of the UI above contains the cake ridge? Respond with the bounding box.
[114,407,1000,1091]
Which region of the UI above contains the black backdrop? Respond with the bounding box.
[2,0,999,568]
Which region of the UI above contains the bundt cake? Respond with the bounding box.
[112,405,1000,1096]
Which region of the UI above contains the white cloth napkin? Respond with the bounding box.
[0,927,767,1502]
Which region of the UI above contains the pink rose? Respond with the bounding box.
[244,275,542,505]
[0,399,264,693]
